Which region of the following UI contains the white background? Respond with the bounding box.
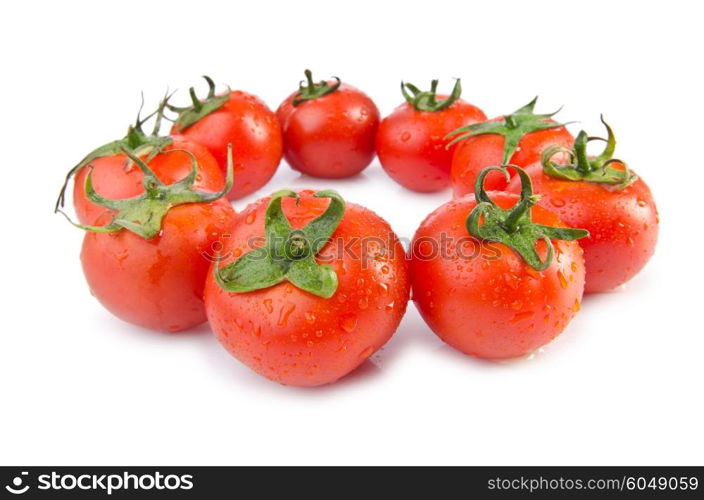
[1,0,702,466]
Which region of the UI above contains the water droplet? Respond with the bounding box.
[400,131,411,142]
[340,314,357,332]
[358,297,369,309]
[510,310,534,323]
[277,303,296,327]
[385,301,395,312]
[557,270,568,289]
[637,199,647,207]
[359,346,374,359]
[263,299,273,314]
[570,262,578,273]
[381,265,390,275]
[304,311,316,324]
[550,198,566,208]
[244,212,256,225]
[573,299,581,312]
[503,272,521,290]
[378,283,389,296]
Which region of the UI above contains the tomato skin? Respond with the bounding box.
[376,98,486,192]
[73,136,224,225]
[507,164,659,293]
[276,84,380,178]
[172,90,283,200]
[204,190,409,386]
[450,119,573,196]
[410,193,585,359]
[81,199,235,332]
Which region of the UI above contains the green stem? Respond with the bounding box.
[401,78,462,112]
[466,165,588,271]
[214,189,346,298]
[292,69,341,106]
[541,116,637,189]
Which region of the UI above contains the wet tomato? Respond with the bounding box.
[507,118,658,292]
[170,77,283,200]
[410,166,587,359]
[205,189,409,386]
[78,147,235,332]
[276,70,380,178]
[377,79,486,192]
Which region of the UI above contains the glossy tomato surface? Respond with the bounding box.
[451,119,573,196]
[276,84,380,178]
[81,199,235,332]
[204,190,409,386]
[73,136,224,225]
[376,97,486,192]
[172,90,283,200]
[410,192,585,359]
[508,164,659,293]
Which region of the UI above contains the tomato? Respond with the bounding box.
[170,77,283,200]
[449,98,573,196]
[410,166,587,359]
[376,79,486,192]
[204,189,409,386]
[507,118,659,293]
[77,148,236,332]
[276,70,380,178]
[71,135,223,225]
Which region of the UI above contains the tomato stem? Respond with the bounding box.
[167,76,230,131]
[292,69,341,106]
[214,189,346,298]
[58,145,234,240]
[446,97,570,164]
[467,166,588,271]
[401,78,462,112]
[54,98,174,214]
[541,115,637,189]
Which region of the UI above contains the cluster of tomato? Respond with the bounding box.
[56,72,659,387]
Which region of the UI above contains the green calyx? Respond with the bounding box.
[292,69,341,106]
[54,97,173,213]
[446,97,569,163]
[59,145,234,239]
[467,165,589,271]
[168,76,230,131]
[401,78,462,112]
[214,189,345,298]
[541,115,637,189]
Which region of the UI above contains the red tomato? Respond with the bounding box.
[276,70,380,178]
[171,80,283,200]
[204,189,409,386]
[376,79,486,192]
[410,168,586,359]
[72,135,224,225]
[449,98,574,196]
[507,121,658,293]
[82,199,235,332]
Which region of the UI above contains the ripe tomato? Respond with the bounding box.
[204,189,409,386]
[410,166,587,359]
[507,118,659,293]
[276,70,380,178]
[449,98,573,196]
[170,77,283,200]
[376,79,486,192]
[71,135,224,225]
[77,148,236,332]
